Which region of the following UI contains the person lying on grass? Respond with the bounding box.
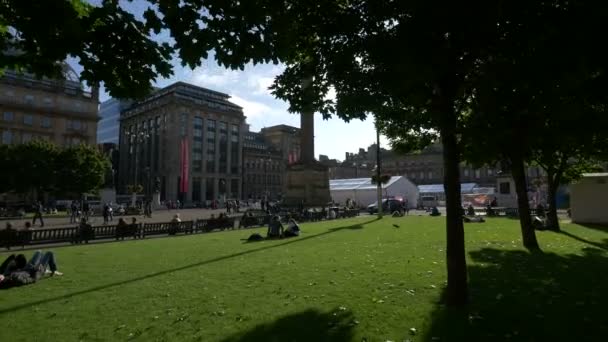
[0,250,62,289]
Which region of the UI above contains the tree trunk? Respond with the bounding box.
[510,155,540,250]
[440,112,468,307]
[546,172,560,231]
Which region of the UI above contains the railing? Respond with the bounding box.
[0,209,362,250]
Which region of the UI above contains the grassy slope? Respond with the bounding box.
[1,216,607,342]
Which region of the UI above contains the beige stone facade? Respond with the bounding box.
[0,69,99,146]
[242,125,300,200]
[118,82,245,203]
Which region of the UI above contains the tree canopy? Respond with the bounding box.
[0,141,109,197]
[5,0,608,307]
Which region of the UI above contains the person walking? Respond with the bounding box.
[32,201,44,227]
[102,203,110,224]
[70,200,79,224]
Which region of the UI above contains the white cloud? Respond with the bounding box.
[190,68,240,88]
[248,76,275,95]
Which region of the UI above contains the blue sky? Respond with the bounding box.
[89,0,388,161]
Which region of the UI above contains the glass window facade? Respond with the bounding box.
[193,117,203,172]
[3,112,14,121]
[192,177,202,202]
[230,124,239,174]
[206,119,216,172]
[219,122,228,173]
[205,178,214,201]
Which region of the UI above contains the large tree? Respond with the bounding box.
[463,0,608,239]
[0,0,172,98]
[56,144,110,196]
[5,0,607,307]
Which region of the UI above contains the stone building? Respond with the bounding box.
[118,82,245,203]
[242,129,284,200]
[0,68,99,146]
[241,124,300,200]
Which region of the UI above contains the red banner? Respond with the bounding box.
[180,139,189,193]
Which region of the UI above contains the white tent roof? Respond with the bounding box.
[330,176,404,191]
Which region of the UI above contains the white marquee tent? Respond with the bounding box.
[329,176,419,208]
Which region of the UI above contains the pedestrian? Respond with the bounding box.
[70,200,78,223]
[82,201,90,220]
[108,202,114,221]
[32,201,44,227]
[102,203,110,224]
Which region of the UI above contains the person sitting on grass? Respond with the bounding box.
[0,250,62,289]
[284,218,301,237]
[267,216,284,238]
[466,205,475,216]
[429,206,441,216]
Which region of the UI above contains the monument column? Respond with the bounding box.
[300,76,315,164]
[282,75,331,207]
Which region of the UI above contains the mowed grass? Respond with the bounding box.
[1,216,607,342]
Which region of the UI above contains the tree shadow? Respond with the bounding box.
[0,218,377,314]
[220,308,355,342]
[558,230,608,251]
[424,247,608,341]
[575,223,608,234]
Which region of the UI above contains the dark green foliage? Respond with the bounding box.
[1,142,109,196]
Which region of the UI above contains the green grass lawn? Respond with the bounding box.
[1,216,607,342]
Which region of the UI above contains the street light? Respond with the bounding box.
[125,130,149,200]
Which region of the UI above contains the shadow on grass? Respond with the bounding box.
[558,230,608,251]
[424,247,608,341]
[576,223,608,234]
[0,218,379,314]
[220,308,355,342]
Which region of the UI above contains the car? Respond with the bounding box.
[367,197,406,214]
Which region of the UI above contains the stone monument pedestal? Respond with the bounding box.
[282,162,331,207]
[152,192,161,210]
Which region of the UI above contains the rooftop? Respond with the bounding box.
[330,176,404,191]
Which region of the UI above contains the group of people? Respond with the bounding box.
[266,216,301,239]
[69,200,91,224]
[0,250,62,289]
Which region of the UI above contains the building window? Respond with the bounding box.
[499,182,511,194]
[22,132,32,143]
[67,119,86,131]
[487,168,493,176]
[206,119,216,173]
[419,171,424,179]
[41,116,51,128]
[192,177,202,202]
[428,171,433,179]
[475,169,481,179]
[464,168,470,177]
[231,124,239,174]
[2,131,12,144]
[43,97,53,106]
[24,94,34,104]
[3,112,14,121]
[205,178,214,201]
[180,113,187,136]
[219,122,228,173]
[231,179,239,198]
[23,114,33,126]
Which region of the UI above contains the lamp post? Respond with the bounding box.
[125,130,149,206]
[375,118,383,218]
